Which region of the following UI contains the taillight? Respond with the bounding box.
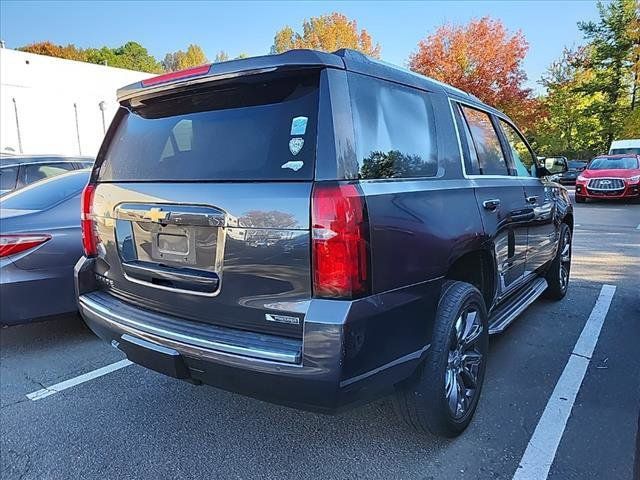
[141,64,211,87]
[81,183,97,257]
[311,183,370,299]
[0,234,51,258]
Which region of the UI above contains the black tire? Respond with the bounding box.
[392,281,488,437]
[575,195,586,203]
[544,223,572,300]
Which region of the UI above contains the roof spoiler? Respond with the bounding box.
[117,49,345,103]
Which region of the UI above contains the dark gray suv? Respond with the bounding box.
[75,49,573,437]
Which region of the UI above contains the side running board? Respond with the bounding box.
[488,278,548,334]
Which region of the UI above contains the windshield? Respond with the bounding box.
[0,169,89,211]
[98,72,319,182]
[588,156,639,170]
[568,161,586,169]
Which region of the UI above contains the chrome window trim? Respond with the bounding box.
[1,160,81,169]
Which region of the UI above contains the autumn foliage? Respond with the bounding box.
[409,17,541,131]
[272,13,381,58]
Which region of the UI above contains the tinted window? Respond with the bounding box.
[588,156,639,170]
[499,119,535,177]
[0,166,18,190]
[99,73,319,182]
[349,73,437,179]
[455,104,480,175]
[23,163,76,184]
[461,106,509,176]
[1,170,89,211]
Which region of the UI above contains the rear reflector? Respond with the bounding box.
[0,234,51,258]
[141,64,211,87]
[311,183,370,299]
[81,183,97,257]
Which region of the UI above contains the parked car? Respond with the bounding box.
[575,154,640,202]
[558,160,588,185]
[1,169,90,325]
[609,138,640,155]
[0,155,94,195]
[75,49,573,437]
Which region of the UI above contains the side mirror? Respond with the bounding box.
[544,157,568,174]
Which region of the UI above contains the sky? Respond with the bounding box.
[1,1,601,92]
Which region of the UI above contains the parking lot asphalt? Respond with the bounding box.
[1,191,639,480]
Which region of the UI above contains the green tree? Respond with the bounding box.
[271,13,381,58]
[214,50,230,63]
[86,42,162,73]
[578,0,638,145]
[162,44,208,71]
[534,48,604,159]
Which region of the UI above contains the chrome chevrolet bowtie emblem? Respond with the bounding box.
[144,207,168,223]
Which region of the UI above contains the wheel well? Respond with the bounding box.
[446,250,495,310]
[563,213,574,231]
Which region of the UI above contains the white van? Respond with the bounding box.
[609,139,640,155]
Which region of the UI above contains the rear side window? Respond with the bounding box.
[0,166,18,190]
[98,73,319,182]
[1,170,89,210]
[349,73,437,179]
[24,163,76,184]
[460,105,509,176]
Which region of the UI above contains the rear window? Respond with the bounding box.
[588,156,639,170]
[610,148,640,155]
[568,161,586,169]
[98,73,319,182]
[1,170,89,210]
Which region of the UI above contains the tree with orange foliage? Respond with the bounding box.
[409,17,540,132]
[272,13,381,58]
[19,41,87,62]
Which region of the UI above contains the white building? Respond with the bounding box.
[0,48,153,157]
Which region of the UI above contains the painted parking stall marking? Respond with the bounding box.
[512,284,617,480]
[26,359,132,401]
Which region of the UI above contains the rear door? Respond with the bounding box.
[92,71,322,339]
[454,102,530,296]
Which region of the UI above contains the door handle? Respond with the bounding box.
[526,195,539,204]
[482,199,501,210]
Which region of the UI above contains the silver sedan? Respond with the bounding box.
[1,169,90,325]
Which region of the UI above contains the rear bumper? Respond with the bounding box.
[75,257,440,413]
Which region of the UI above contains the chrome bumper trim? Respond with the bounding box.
[79,292,301,364]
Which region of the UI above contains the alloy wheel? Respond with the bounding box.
[445,307,484,420]
[559,228,572,291]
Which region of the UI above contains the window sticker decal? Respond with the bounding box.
[281,160,304,171]
[290,116,308,136]
[289,138,304,156]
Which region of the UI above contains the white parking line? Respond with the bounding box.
[26,359,132,401]
[512,284,616,480]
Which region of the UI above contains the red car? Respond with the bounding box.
[575,154,640,203]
